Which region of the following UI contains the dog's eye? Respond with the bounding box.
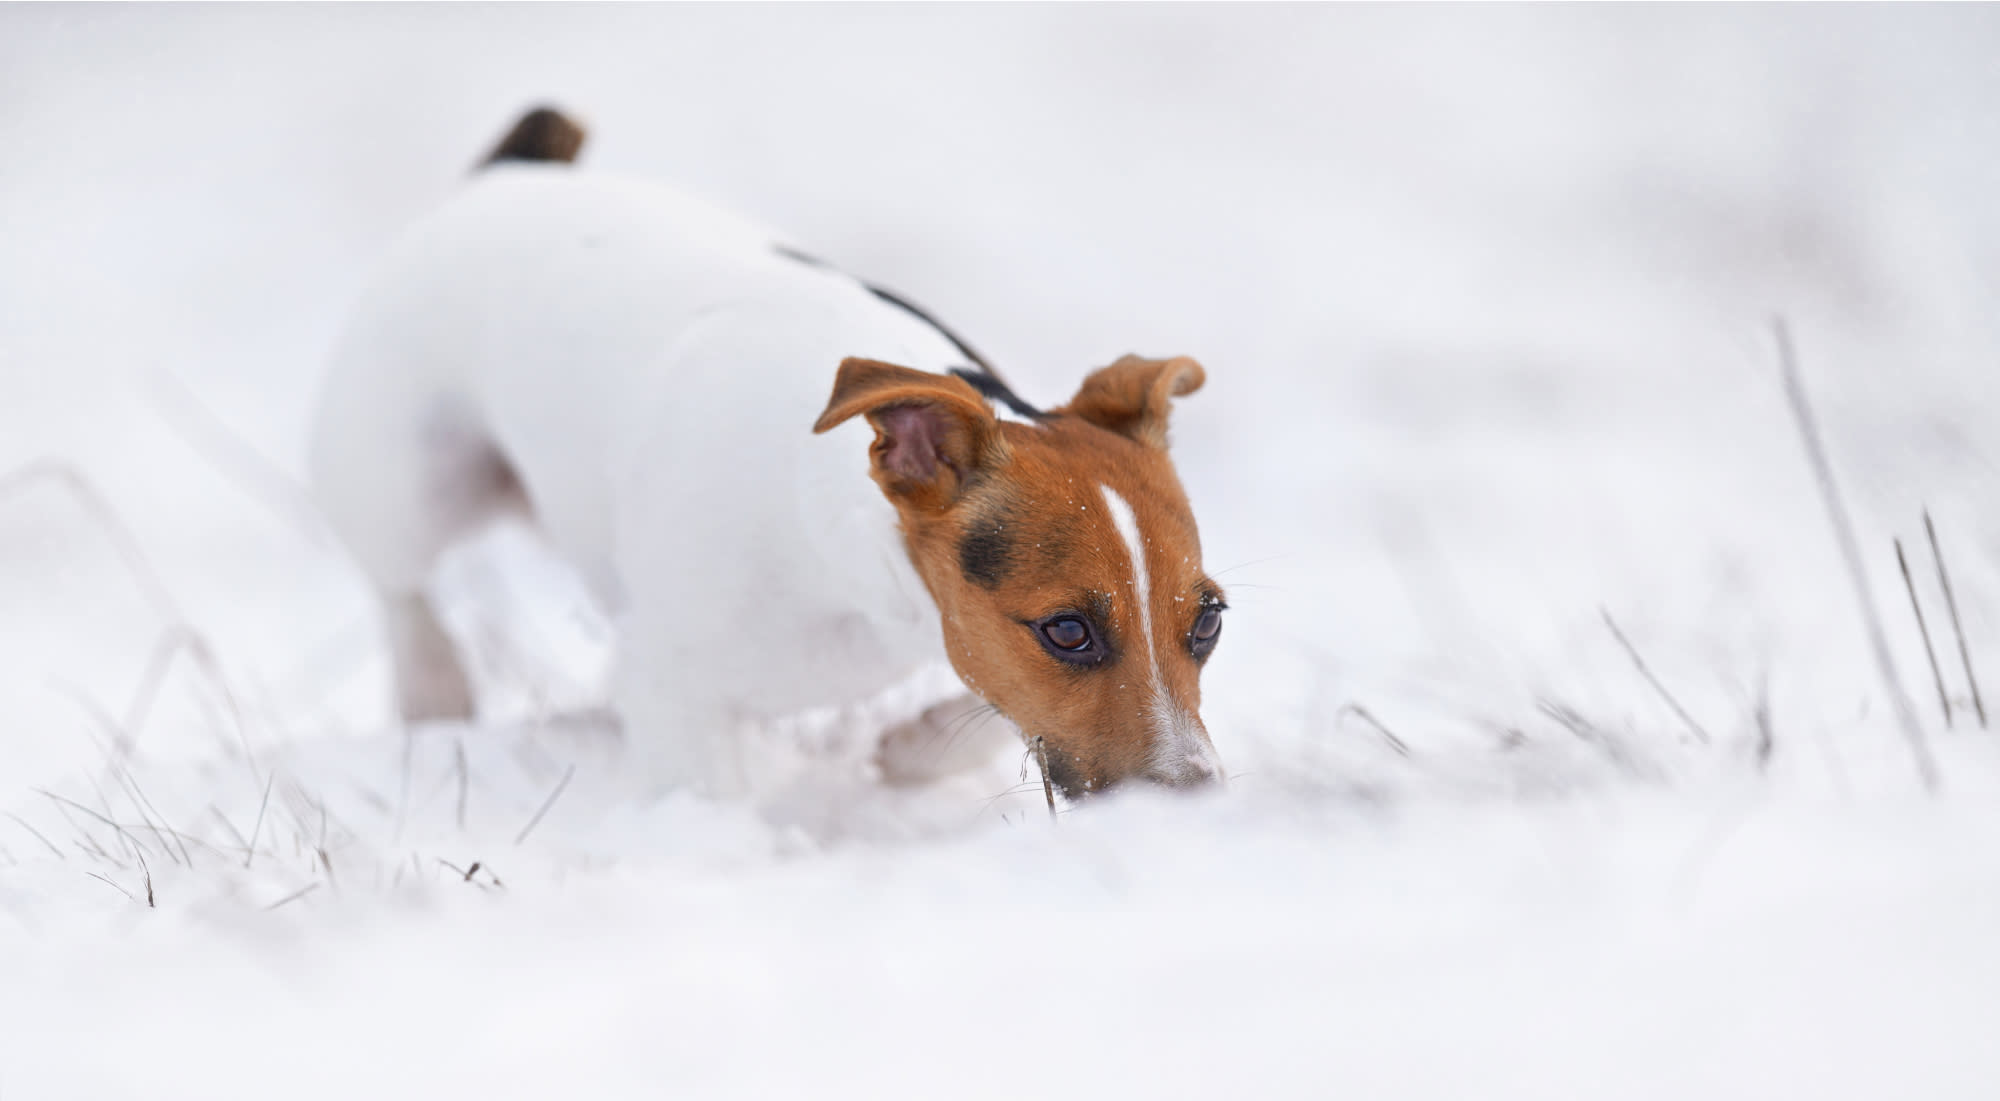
[1042,617,1091,651]
[1190,606,1223,657]
[1031,614,1106,667]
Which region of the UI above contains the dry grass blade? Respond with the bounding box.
[207,806,251,853]
[454,737,470,830]
[86,871,136,903]
[436,858,503,891]
[264,882,321,911]
[243,772,275,869]
[47,685,198,866]
[1599,609,1713,744]
[1336,704,1412,757]
[5,813,65,861]
[0,460,261,767]
[36,788,154,864]
[1773,318,1938,791]
[1895,538,1951,726]
[1925,511,1986,729]
[1033,736,1057,820]
[114,765,193,867]
[1752,669,1776,771]
[0,460,185,622]
[515,764,576,845]
[1537,699,1640,775]
[121,627,255,762]
[147,368,337,549]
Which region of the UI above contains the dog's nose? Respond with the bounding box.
[1180,750,1224,788]
[1149,743,1224,789]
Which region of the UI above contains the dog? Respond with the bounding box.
[308,108,1226,798]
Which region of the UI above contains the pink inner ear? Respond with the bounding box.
[878,404,950,481]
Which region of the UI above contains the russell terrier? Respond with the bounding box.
[309,108,1227,798]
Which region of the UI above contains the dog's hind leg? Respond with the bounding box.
[382,590,476,720]
[312,389,531,723]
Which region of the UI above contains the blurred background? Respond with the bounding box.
[7,7,2000,1097]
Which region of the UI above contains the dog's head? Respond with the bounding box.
[814,355,1224,797]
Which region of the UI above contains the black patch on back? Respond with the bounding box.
[958,501,1019,590]
[481,106,587,168]
[774,245,1015,392]
[948,368,1047,420]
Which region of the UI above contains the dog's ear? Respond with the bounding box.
[1061,354,1205,449]
[814,358,1007,509]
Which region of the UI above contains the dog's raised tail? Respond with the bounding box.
[480,106,588,168]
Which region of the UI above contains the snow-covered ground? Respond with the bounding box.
[5,5,2000,1096]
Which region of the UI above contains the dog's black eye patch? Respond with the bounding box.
[959,517,1015,590]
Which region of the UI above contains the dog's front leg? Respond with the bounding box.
[874,692,1019,786]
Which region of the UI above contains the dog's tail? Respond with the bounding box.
[479,105,588,168]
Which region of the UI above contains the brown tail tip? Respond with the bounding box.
[481,106,587,167]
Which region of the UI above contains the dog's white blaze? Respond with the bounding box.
[1102,485,1218,783]
[1101,486,1157,682]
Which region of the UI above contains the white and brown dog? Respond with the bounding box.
[309,108,1225,798]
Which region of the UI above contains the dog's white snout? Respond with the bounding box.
[1173,743,1224,788]
[1149,704,1224,788]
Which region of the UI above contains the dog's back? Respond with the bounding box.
[309,109,965,760]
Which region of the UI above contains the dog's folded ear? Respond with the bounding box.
[1061,354,1205,449]
[814,358,1007,509]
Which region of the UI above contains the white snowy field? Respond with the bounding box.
[5,5,2000,1097]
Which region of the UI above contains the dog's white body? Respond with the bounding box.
[310,165,979,787]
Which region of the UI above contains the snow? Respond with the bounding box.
[5,5,2000,1097]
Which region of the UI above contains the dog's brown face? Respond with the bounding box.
[814,355,1225,797]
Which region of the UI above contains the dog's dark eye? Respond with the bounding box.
[1042,617,1091,651]
[1031,614,1106,667]
[1190,606,1223,657]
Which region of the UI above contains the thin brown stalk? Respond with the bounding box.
[1033,737,1057,820]
[436,858,497,891]
[1926,511,1987,729]
[514,764,576,845]
[1895,539,1951,726]
[1773,318,1938,791]
[1600,609,1712,744]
